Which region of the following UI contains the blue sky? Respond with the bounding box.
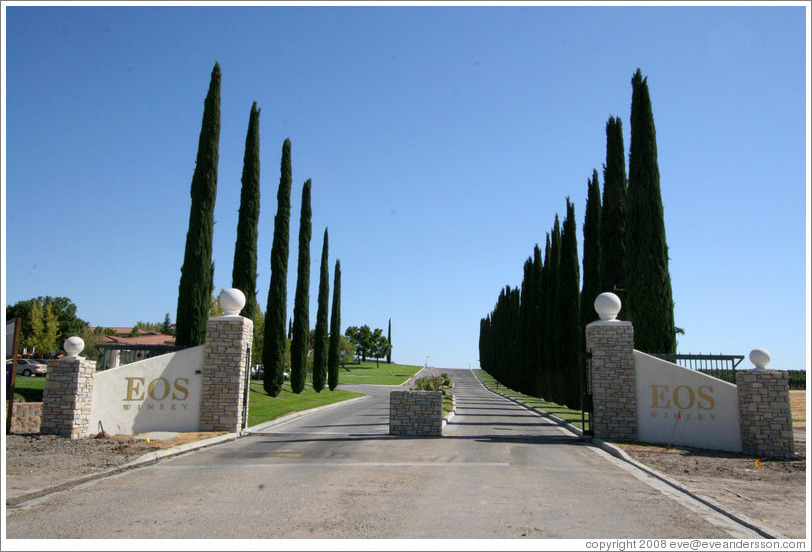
[2,2,809,371]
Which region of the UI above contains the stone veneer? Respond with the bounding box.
[389,390,443,436]
[10,402,42,434]
[736,369,795,458]
[40,356,95,439]
[585,321,638,442]
[199,315,254,432]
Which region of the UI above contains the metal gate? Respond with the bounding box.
[579,351,594,438]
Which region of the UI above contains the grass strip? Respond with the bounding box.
[246,380,364,427]
[475,370,585,430]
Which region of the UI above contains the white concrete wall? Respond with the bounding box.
[634,350,742,452]
[88,346,204,435]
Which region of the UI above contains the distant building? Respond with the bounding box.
[92,328,177,370]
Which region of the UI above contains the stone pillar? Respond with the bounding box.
[736,348,794,458]
[584,293,638,442]
[389,390,443,436]
[199,289,254,433]
[40,337,95,439]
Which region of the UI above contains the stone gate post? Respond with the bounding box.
[584,293,638,442]
[736,348,795,458]
[199,289,254,433]
[40,337,95,439]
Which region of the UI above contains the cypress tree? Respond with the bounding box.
[386,319,392,364]
[559,198,582,409]
[539,233,553,400]
[232,102,261,320]
[311,228,330,392]
[263,139,292,396]
[545,219,562,404]
[290,180,312,394]
[327,260,341,390]
[581,169,602,329]
[601,115,628,298]
[519,255,535,395]
[626,68,676,354]
[176,62,221,347]
[530,244,544,398]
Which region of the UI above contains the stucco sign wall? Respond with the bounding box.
[634,350,742,452]
[88,346,204,435]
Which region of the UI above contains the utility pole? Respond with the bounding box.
[6,318,22,434]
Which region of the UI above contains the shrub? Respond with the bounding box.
[413,373,453,393]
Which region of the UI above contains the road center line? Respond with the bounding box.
[149,462,511,470]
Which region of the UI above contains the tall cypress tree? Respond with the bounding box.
[290,180,312,394]
[530,244,544,398]
[176,62,221,347]
[263,139,292,396]
[581,169,602,329]
[548,218,563,404]
[626,68,676,354]
[559,198,582,409]
[312,228,330,393]
[327,260,341,391]
[232,102,261,320]
[386,319,392,364]
[519,255,535,395]
[601,115,628,298]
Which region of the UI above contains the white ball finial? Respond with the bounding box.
[749,348,771,370]
[64,336,85,357]
[594,292,622,321]
[220,288,246,316]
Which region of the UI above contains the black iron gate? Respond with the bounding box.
[579,351,594,438]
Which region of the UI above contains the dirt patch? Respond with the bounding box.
[4,432,224,502]
[614,440,806,539]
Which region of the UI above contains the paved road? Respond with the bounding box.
[5,369,761,539]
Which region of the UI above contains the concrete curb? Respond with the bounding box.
[442,392,457,429]
[470,370,788,540]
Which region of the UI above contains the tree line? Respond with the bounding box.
[173,62,345,397]
[479,68,676,409]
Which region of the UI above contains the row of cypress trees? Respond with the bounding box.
[479,68,675,407]
[175,62,343,398]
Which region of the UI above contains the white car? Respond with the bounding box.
[8,358,48,377]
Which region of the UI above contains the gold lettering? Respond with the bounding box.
[672,385,695,409]
[697,385,715,410]
[125,378,146,401]
[650,385,670,408]
[122,404,131,410]
[172,378,189,401]
[148,377,170,401]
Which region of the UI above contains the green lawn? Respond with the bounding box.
[338,361,422,386]
[9,376,44,402]
[475,370,586,430]
[245,380,364,427]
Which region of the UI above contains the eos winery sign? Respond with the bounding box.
[88,346,204,435]
[634,351,742,452]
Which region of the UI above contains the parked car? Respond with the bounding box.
[7,358,48,377]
